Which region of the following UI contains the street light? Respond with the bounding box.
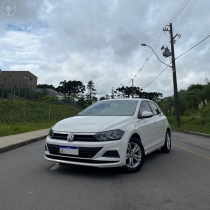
[141,44,172,68]
[141,42,180,128]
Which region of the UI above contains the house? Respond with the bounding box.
[0,70,37,91]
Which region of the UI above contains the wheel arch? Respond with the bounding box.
[129,132,145,155]
[130,133,141,142]
[167,127,171,135]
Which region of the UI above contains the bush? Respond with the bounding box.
[168,116,210,134]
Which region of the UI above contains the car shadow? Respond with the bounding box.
[49,149,168,179]
[56,163,125,179]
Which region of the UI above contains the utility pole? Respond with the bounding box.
[131,79,134,98]
[163,23,180,127]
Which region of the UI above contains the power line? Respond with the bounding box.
[169,0,191,23]
[131,0,191,83]
[133,31,165,79]
[172,0,191,23]
[168,0,186,23]
[142,63,171,89]
[142,34,210,89]
[175,34,210,60]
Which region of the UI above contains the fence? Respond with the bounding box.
[0,75,83,110]
[0,100,80,125]
[0,75,43,100]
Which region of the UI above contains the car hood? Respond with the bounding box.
[53,116,133,133]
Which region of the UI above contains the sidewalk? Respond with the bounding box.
[0,129,49,153]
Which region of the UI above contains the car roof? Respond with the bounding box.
[98,98,152,102]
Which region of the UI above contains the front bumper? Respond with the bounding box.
[44,136,127,168]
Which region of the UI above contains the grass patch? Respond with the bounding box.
[168,116,210,134]
[0,99,80,137]
[0,122,56,136]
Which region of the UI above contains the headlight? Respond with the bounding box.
[94,129,125,141]
[48,128,54,138]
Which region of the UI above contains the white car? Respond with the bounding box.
[45,99,171,173]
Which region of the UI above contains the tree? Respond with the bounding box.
[187,84,204,92]
[204,77,209,84]
[136,91,163,103]
[114,85,162,102]
[115,86,133,98]
[37,84,56,96]
[86,80,97,101]
[100,96,106,101]
[37,84,56,90]
[105,94,110,99]
[56,80,85,99]
[77,95,89,108]
[92,96,98,101]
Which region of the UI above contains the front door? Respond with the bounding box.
[136,101,156,153]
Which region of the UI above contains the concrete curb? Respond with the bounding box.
[0,135,47,154]
[172,129,210,138]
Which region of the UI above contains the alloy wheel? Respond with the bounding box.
[166,133,171,150]
[126,142,142,169]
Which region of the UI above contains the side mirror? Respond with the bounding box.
[139,111,153,119]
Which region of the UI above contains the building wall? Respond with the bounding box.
[0,71,37,91]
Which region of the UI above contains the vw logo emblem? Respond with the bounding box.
[67,133,74,142]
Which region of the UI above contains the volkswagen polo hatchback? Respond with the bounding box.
[45,99,171,173]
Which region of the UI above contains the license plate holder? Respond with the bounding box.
[59,146,78,155]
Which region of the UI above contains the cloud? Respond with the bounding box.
[0,0,209,99]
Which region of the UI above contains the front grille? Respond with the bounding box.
[47,144,102,158]
[45,155,119,164]
[53,133,67,140]
[75,135,95,141]
[52,133,96,142]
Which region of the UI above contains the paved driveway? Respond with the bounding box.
[0,131,209,210]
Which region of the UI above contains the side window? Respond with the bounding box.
[139,101,152,116]
[149,102,160,115]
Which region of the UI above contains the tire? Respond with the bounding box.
[123,137,145,173]
[161,130,171,153]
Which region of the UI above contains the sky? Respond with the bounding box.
[0,0,209,98]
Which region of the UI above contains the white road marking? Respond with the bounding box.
[50,163,61,171]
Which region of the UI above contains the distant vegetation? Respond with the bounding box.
[1,80,209,136]
[158,82,210,134]
[39,80,163,108]
[0,99,80,137]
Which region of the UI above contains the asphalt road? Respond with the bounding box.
[0,131,210,210]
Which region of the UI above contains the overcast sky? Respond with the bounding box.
[0,0,209,98]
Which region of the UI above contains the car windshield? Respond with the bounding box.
[79,100,138,116]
